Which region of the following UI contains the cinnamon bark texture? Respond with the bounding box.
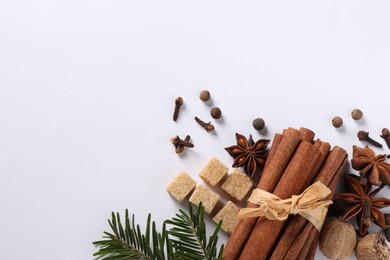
[269,145,346,260]
[239,140,321,259]
[282,147,347,260]
[223,128,307,260]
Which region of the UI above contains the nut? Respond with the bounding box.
[319,218,357,260]
[355,232,390,260]
[332,116,343,128]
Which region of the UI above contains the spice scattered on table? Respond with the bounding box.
[172,97,183,121]
[351,108,363,120]
[199,90,210,102]
[319,218,357,260]
[194,116,215,132]
[357,130,383,148]
[380,128,390,149]
[252,118,265,131]
[351,145,390,186]
[224,133,269,178]
[335,172,390,237]
[332,116,343,128]
[210,107,222,119]
[171,135,194,154]
[355,233,390,260]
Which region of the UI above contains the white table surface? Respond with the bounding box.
[1,1,390,259]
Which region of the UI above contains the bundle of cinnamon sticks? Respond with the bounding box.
[223,127,347,260]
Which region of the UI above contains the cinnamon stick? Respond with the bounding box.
[239,140,321,259]
[296,231,318,260]
[270,146,346,259]
[223,128,303,260]
[296,227,318,260]
[284,148,347,259]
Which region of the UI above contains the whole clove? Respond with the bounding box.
[171,135,194,153]
[172,97,183,121]
[194,116,215,132]
[380,128,390,149]
[357,130,383,148]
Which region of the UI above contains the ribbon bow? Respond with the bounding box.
[237,181,332,231]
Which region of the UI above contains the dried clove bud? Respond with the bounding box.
[358,130,383,148]
[351,108,363,120]
[210,107,222,119]
[171,135,194,154]
[172,97,184,121]
[332,116,343,128]
[355,232,390,260]
[199,90,210,102]
[380,128,390,150]
[194,116,215,132]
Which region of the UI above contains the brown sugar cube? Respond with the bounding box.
[199,157,228,187]
[189,184,220,214]
[212,201,239,235]
[166,171,196,202]
[221,169,253,202]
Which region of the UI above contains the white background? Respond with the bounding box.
[1,1,390,259]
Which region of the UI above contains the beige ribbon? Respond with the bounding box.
[237,181,332,231]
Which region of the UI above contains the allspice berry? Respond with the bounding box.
[355,232,390,260]
[351,108,363,120]
[332,116,343,128]
[210,107,222,119]
[252,118,265,131]
[319,218,357,260]
[199,90,210,102]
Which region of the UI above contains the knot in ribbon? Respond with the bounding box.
[237,181,332,231]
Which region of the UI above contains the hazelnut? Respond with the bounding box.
[210,107,222,119]
[199,90,210,102]
[319,218,357,260]
[351,108,363,120]
[355,232,390,260]
[332,116,343,128]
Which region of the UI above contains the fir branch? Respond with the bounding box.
[93,203,224,260]
[165,203,224,260]
[93,209,168,260]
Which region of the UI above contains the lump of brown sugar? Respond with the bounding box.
[199,157,228,187]
[221,169,253,202]
[189,184,220,214]
[213,201,239,235]
[166,171,196,202]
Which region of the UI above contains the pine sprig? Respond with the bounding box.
[93,209,169,260]
[165,203,224,260]
[93,203,224,260]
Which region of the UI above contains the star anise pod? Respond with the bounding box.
[351,145,390,186]
[225,133,269,178]
[335,172,390,237]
